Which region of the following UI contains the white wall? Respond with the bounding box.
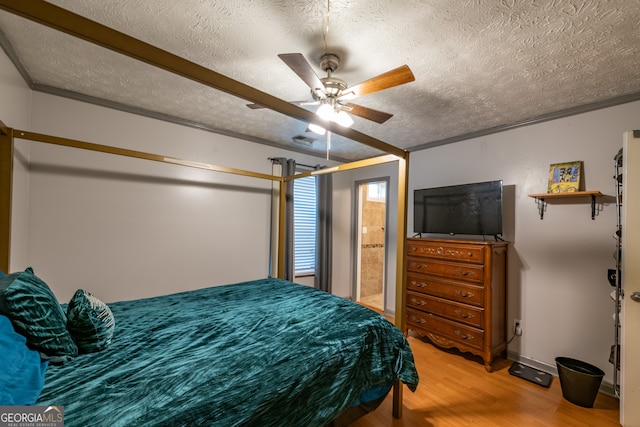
[0,49,32,272]
[9,92,338,303]
[0,49,31,130]
[326,169,355,298]
[409,100,640,386]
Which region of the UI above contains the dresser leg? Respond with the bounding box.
[484,356,494,372]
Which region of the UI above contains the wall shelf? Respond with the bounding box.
[528,191,603,220]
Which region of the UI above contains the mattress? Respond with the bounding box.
[37,278,418,426]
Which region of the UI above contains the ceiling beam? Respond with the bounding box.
[0,0,407,159]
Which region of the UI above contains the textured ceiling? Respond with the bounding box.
[1,0,640,161]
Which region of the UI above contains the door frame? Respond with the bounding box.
[622,130,640,425]
[352,176,390,312]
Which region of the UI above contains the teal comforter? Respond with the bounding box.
[37,278,418,426]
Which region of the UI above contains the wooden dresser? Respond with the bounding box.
[406,238,508,371]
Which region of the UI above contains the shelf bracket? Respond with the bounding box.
[591,194,596,220]
[535,197,546,220]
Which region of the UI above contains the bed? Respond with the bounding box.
[1,268,418,426]
[1,123,413,422]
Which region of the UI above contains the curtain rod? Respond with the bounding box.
[268,157,320,170]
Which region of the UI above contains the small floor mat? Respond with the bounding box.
[508,362,552,388]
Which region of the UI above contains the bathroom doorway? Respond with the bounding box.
[355,178,388,312]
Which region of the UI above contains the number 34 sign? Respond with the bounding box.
[548,161,583,193]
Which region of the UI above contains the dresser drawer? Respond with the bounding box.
[407,273,484,306]
[408,240,485,265]
[407,308,484,350]
[407,291,484,328]
[407,256,484,284]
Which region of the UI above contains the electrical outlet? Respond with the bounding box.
[514,319,523,336]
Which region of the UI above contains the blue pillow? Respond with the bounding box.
[0,314,48,405]
[0,267,78,363]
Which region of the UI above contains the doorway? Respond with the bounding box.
[355,179,388,312]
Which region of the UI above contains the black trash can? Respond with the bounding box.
[555,357,605,408]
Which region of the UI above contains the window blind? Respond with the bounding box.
[294,175,317,274]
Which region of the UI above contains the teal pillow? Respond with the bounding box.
[0,267,77,363]
[67,289,115,353]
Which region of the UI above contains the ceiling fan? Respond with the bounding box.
[248,52,415,132]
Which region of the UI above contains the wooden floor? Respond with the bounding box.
[350,333,621,427]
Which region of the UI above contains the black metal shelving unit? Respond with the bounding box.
[611,148,623,397]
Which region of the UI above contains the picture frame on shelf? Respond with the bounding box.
[547,161,583,193]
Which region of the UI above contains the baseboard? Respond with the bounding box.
[506,350,617,398]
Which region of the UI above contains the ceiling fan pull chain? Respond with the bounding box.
[326,131,332,161]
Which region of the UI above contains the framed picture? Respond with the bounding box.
[548,161,583,193]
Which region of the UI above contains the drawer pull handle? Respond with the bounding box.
[455,268,475,277]
[416,263,426,269]
[454,309,474,319]
[454,290,475,298]
[411,298,427,306]
[411,316,427,324]
[455,330,474,340]
[413,281,428,288]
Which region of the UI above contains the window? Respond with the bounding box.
[294,175,317,275]
[367,181,386,202]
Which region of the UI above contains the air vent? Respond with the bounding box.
[292,135,317,145]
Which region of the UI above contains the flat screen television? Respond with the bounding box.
[413,180,503,236]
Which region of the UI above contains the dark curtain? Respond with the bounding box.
[314,167,333,293]
[283,159,296,281]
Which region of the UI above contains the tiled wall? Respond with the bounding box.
[360,186,385,297]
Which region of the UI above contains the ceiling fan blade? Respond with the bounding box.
[297,100,321,106]
[341,65,415,99]
[247,100,316,109]
[278,53,326,93]
[344,103,394,124]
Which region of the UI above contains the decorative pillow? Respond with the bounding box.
[0,314,49,405]
[67,289,115,353]
[0,267,78,363]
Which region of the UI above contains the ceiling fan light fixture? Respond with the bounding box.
[315,102,353,128]
[334,110,354,127]
[316,103,334,120]
[308,123,326,135]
